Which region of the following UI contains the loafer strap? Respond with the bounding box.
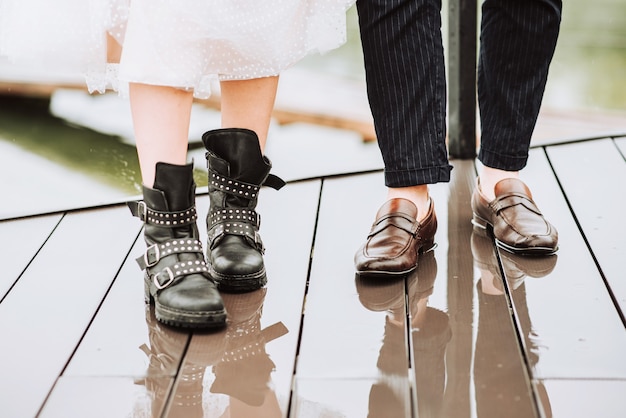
[491,193,543,216]
[368,212,419,238]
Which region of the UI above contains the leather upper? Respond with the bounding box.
[355,198,437,275]
[471,178,558,254]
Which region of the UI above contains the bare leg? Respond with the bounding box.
[478,166,520,201]
[219,76,279,152]
[129,83,193,186]
[386,185,431,222]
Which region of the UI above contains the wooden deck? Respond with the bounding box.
[1,128,626,417]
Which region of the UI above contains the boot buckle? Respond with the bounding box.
[153,267,174,290]
[138,201,148,222]
[144,244,161,267]
[254,230,265,254]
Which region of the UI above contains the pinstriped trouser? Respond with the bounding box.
[357,0,562,187]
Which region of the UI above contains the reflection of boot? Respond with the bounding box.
[128,162,226,328]
[134,305,224,418]
[135,307,224,418]
[202,129,285,292]
[210,290,288,406]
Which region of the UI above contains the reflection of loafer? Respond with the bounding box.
[471,227,557,290]
[471,178,558,255]
[355,198,437,275]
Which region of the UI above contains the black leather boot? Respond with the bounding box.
[202,128,285,292]
[128,162,226,328]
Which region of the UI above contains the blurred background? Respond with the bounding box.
[1,1,625,220]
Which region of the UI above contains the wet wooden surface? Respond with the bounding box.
[0,135,625,417]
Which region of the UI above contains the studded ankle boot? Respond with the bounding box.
[202,128,285,292]
[128,162,226,328]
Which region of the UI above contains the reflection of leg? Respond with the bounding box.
[355,275,409,417]
[410,251,450,418]
[368,315,410,418]
[471,229,555,417]
[475,281,536,417]
[413,307,451,418]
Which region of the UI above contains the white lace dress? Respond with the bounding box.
[0,0,354,98]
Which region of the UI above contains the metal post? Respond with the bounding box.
[448,0,478,159]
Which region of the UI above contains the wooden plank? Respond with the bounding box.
[166,180,322,417]
[615,136,626,156]
[536,380,626,418]
[507,148,626,386]
[532,110,626,146]
[470,232,542,418]
[60,235,189,377]
[291,379,395,417]
[545,139,626,315]
[0,214,61,299]
[0,206,141,418]
[432,160,479,417]
[42,223,189,418]
[295,173,412,417]
[39,377,172,418]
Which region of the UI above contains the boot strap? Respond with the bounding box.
[208,208,260,228]
[264,174,286,190]
[136,238,204,269]
[150,260,210,290]
[128,201,198,226]
[209,170,285,198]
[207,220,264,253]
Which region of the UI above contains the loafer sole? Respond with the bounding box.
[355,242,437,277]
[472,214,558,255]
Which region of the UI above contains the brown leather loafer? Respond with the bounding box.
[471,178,558,255]
[355,198,437,276]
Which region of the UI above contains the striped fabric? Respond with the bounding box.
[357,0,562,187]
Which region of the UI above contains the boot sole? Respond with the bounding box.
[144,279,227,329]
[209,266,267,293]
